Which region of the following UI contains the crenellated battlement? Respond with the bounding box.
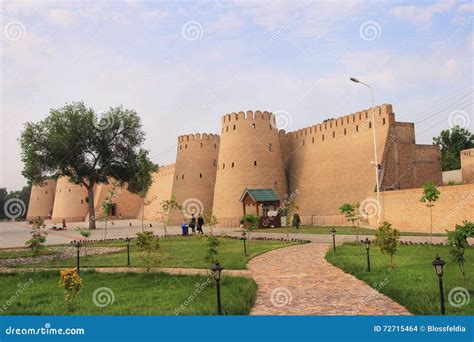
[158,163,175,172]
[221,110,275,124]
[177,133,220,143]
[287,103,394,139]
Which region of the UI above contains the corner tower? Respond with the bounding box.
[51,177,89,223]
[169,133,220,224]
[26,179,57,220]
[212,111,288,226]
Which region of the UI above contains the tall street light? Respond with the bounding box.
[349,77,381,224]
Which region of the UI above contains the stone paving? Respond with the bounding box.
[247,243,410,315]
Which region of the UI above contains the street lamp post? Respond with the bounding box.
[331,228,336,253]
[432,255,446,315]
[364,238,371,272]
[241,231,248,256]
[211,262,224,315]
[125,237,131,266]
[349,77,381,224]
[75,240,81,273]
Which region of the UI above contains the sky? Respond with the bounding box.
[1,0,473,190]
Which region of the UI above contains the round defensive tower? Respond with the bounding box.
[51,176,89,223]
[168,133,220,224]
[26,179,57,220]
[212,110,288,227]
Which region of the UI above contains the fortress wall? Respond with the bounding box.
[138,164,175,222]
[366,184,474,233]
[51,177,89,223]
[461,148,474,183]
[169,134,220,225]
[285,104,394,223]
[86,182,142,222]
[26,180,57,220]
[213,111,288,227]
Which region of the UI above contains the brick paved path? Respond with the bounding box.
[247,243,410,315]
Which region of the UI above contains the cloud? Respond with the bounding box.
[48,8,79,27]
[458,2,474,12]
[390,0,456,24]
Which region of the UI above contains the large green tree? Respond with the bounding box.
[433,126,473,171]
[20,101,154,229]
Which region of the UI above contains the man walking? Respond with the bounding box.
[189,214,196,235]
[197,214,204,234]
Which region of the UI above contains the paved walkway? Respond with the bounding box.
[1,220,463,249]
[247,243,410,315]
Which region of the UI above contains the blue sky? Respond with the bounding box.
[1,0,473,189]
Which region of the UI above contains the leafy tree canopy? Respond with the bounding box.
[433,126,473,171]
[20,101,154,228]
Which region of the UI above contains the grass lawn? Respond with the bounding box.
[255,226,446,236]
[326,243,473,315]
[0,271,256,315]
[18,236,297,270]
[0,249,56,260]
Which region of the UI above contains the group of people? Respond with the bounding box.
[181,214,205,235]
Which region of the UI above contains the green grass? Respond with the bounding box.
[0,271,256,315]
[0,249,56,260]
[18,236,297,270]
[255,226,446,236]
[326,243,473,315]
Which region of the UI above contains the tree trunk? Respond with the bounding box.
[87,186,96,229]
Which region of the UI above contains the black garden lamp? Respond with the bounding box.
[125,237,131,266]
[432,255,446,315]
[364,238,371,272]
[241,231,248,256]
[75,240,81,273]
[211,262,224,315]
[331,228,336,253]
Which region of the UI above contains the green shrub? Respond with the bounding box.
[136,231,160,272]
[373,221,400,268]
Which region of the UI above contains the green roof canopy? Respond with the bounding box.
[239,188,280,203]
